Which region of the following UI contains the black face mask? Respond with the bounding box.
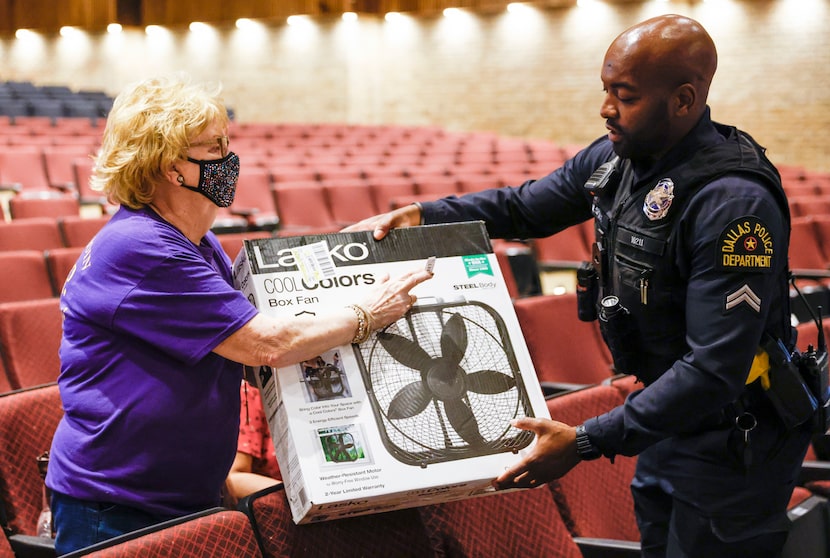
[179,152,240,208]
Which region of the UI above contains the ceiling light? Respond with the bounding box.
[287,15,312,26]
[189,21,212,33]
[59,26,81,37]
[15,28,36,40]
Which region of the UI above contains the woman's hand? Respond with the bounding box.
[360,265,434,330]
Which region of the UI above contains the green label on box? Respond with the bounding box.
[463,254,493,278]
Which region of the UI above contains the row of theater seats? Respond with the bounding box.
[0,80,113,123]
[2,118,829,241]
[216,125,563,235]
[772,165,829,319]
[1,377,827,557]
[0,119,571,232]
[0,212,828,393]
[0,244,583,394]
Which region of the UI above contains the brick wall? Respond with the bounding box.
[1,0,827,172]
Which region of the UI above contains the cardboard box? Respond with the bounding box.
[233,222,550,523]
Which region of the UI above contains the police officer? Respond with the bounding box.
[345,14,811,558]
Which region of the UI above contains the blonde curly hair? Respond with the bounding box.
[91,74,229,209]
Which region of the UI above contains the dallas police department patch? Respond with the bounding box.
[643,178,675,221]
[717,216,775,272]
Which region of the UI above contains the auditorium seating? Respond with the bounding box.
[238,484,435,558]
[58,215,110,248]
[44,247,84,294]
[0,359,11,395]
[0,146,52,194]
[43,146,96,191]
[0,250,55,303]
[0,383,62,554]
[513,293,613,389]
[368,177,418,213]
[457,175,501,193]
[216,231,274,262]
[0,218,64,252]
[324,182,380,226]
[811,215,830,267]
[271,183,339,236]
[8,194,81,220]
[789,216,830,296]
[418,487,584,557]
[546,376,830,558]
[0,80,113,123]
[0,298,63,390]
[493,241,524,299]
[0,104,828,557]
[545,382,640,547]
[230,167,280,231]
[0,529,13,558]
[238,482,589,558]
[71,157,110,210]
[534,224,593,270]
[62,509,263,558]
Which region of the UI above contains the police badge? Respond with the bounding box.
[643,178,675,221]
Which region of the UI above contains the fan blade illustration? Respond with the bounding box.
[387,381,432,419]
[309,365,344,399]
[326,433,357,462]
[382,311,495,446]
[355,301,535,466]
[440,313,467,367]
[445,399,485,445]
[378,332,433,371]
[466,370,516,394]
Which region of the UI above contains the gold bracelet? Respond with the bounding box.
[347,304,372,344]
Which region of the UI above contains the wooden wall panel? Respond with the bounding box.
[0,1,13,33]
[142,0,222,26]
[0,0,744,33]
[0,0,577,33]
[141,0,361,26]
[1,0,116,32]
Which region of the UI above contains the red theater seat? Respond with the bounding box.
[63,509,262,558]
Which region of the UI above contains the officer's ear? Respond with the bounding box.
[673,83,697,117]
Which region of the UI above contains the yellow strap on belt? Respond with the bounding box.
[746,347,771,389]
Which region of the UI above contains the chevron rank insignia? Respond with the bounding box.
[717,216,774,272]
[725,284,761,313]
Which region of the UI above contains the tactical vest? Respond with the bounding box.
[591,124,789,384]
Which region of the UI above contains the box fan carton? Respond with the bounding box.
[232,222,550,524]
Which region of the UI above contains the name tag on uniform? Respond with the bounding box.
[617,226,664,256]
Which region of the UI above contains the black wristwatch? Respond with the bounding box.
[575,424,601,461]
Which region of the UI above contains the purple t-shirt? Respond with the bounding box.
[46,206,259,517]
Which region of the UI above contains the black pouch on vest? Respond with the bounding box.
[763,336,819,430]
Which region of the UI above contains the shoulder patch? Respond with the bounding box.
[716,216,775,272]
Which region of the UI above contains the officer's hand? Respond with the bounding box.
[493,418,580,490]
[341,204,422,240]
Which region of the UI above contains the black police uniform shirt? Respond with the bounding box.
[418,108,803,514]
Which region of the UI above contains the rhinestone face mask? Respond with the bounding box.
[180,152,240,208]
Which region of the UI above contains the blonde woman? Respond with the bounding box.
[46,74,431,555]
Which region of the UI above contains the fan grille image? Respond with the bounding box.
[322,432,359,463]
[354,300,535,467]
